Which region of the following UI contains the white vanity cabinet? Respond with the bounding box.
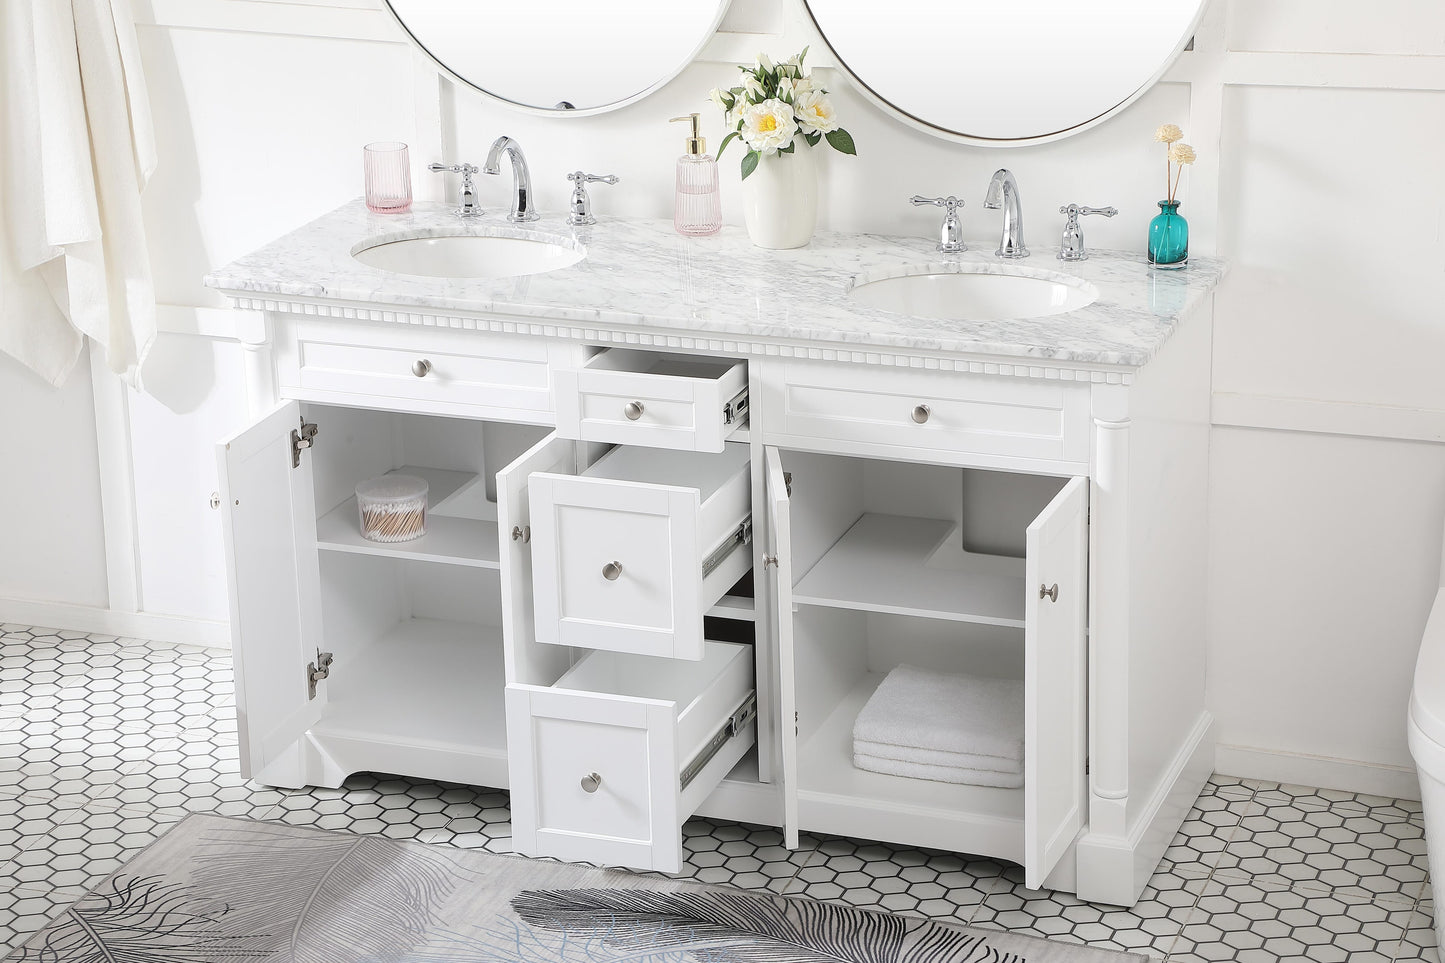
[215,397,553,791]
[209,210,1219,907]
[762,448,1088,890]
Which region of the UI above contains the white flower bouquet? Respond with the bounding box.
[709,48,857,180]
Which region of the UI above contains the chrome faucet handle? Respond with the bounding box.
[428,162,482,217]
[1057,203,1118,262]
[909,195,967,253]
[566,171,619,226]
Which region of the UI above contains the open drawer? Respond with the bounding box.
[528,441,752,661]
[554,349,749,452]
[505,641,757,873]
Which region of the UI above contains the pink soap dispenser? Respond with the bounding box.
[670,113,721,236]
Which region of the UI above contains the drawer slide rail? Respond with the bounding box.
[680,692,757,791]
[701,518,752,579]
[722,387,750,426]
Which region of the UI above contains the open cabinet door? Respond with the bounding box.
[496,431,576,685]
[764,447,800,848]
[216,401,325,783]
[1024,475,1090,889]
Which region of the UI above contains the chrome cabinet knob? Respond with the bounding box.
[209,492,221,510]
[580,772,602,793]
[624,401,645,421]
[411,359,433,378]
[911,404,931,424]
[602,561,624,581]
[1039,582,1059,602]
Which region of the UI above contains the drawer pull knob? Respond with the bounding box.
[581,772,602,793]
[911,404,931,424]
[602,561,624,581]
[411,359,433,378]
[1039,582,1059,602]
[624,400,645,421]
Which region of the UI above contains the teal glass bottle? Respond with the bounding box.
[1148,199,1188,269]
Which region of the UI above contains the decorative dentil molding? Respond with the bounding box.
[226,295,1137,386]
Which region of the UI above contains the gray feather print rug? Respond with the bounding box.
[2,813,1143,963]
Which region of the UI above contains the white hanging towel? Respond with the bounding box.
[852,664,1024,763]
[0,0,158,387]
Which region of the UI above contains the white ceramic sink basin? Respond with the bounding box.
[351,231,584,279]
[849,267,1098,321]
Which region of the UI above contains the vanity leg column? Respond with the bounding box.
[1077,385,1133,902]
[240,312,278,417]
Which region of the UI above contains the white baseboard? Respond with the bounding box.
[0,598,229,650]
[1215,743,1421,801]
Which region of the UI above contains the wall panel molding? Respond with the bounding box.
[1213,391,1445,444]
[1222,51,1445,92]
[156,304,265,342]
[135,0,399,42]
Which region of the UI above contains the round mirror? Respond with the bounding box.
[803,0,1208,144]
[383,0,729,114]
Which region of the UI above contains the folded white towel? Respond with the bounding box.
[852,664,1023,761]
[854,738,1021,775]
[853,751,1024,790]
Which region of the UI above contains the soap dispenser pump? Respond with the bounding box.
[670,113,721,237]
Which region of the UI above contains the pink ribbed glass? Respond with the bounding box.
[364,142,412,213]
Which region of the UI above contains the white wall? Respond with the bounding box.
[0,349,108,609]
[3,0,1443,794]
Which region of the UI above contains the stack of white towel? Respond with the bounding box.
[852,664,1024,789]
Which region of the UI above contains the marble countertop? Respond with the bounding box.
[205,199,1226,370]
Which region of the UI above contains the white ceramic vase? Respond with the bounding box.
[741,144,818,250]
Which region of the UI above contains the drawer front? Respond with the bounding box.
[505,642,756,873]
[506,685,681,871]
[555,350,748,452]
[766,361,1091,467]
[279,320,570,419]
[529,473,704,660]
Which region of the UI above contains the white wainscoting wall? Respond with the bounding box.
[0,0,1441,797]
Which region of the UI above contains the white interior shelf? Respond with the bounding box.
[313,617,508,758]
[798,672,1023,835]
[315,466,500,570]
[792,513,1026,626]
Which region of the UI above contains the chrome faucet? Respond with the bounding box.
[484,136,540,223]
[983,169,1029,258]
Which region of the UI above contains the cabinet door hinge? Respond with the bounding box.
[291,420,319,468]
[783,471,793,498]
[307,649,334,700]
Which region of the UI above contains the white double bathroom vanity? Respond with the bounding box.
[207,201,1225,907]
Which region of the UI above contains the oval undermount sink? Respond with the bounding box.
[849,266,1098,321]
[351,231,584,279]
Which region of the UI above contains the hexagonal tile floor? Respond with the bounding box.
[0,623,1437,961]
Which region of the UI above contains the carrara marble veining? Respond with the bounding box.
[206,200,1226,370]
